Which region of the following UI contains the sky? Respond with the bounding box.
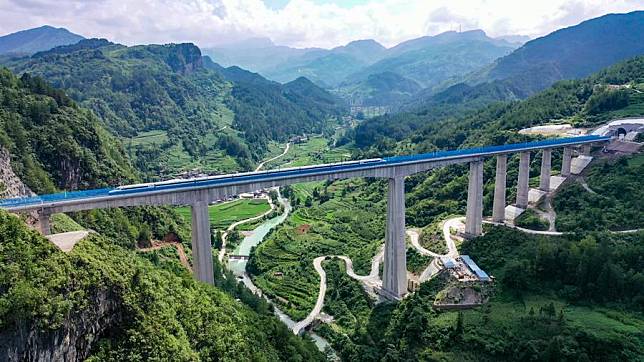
[0,0,642,49]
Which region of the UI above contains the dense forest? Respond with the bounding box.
[2,39,346,176]
[0,68,134,193]
[315,228,643,361]
[0,210,323,360]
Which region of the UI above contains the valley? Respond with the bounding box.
[0,7,643,362]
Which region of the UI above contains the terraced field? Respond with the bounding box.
[249,179,386,319]
[175,198,271,230]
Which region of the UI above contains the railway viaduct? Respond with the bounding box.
[0,135,610,299]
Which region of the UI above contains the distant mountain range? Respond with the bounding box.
[0,25,84,55]
[205,30,519,107]
[406,10,644,111]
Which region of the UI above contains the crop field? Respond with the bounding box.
[175,198,271,230]
[250,178,388,318]
[264,136,353,169]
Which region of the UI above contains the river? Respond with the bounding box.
[224,193,335,356]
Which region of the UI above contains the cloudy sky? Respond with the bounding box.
[0,0,642,49]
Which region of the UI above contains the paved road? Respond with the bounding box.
[442,217,463,257]
[407,230,442,257]
[291,247,384,334]
[292,256,327,334]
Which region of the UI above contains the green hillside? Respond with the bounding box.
[355,56,644,150]
[3,39,344,177]
[0,68,134,193]
[0,210,323,361]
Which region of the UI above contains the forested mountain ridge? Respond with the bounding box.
[478,11,644,92]
[0,25,84,55]
[2,39,345,176]
[206,38,387,87]
[355,56,644,151]
[0,68,134,194]
[335,30,516,107]
[405,10,644,111]
[207,30,517,108]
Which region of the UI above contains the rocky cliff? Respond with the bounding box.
[0,288,122,361]
[0,147,34,199]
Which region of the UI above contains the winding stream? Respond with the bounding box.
[223,193,335,354]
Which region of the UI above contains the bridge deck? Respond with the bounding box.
[0,135,610,211]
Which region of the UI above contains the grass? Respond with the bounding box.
[251,178,387,319]
[175,198,271,230]
[50,213,85,233]
[126,130,168,147]
[264,136,353,169]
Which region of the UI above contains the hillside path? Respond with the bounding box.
[255,143,291,172]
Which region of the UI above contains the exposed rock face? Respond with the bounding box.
[0,147,35,199]
[161,43,204,74]
[0,288,123,362]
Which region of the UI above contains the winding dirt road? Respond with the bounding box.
[255,143,291,172]
[218,196,275,262]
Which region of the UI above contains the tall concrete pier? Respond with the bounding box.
[465,160,484,236]
[539,149,552,192]
[492,155,507,223]
[516,152,530,208]
[561,147,572,177]
[1,135,609,297]
[38,210,51,236]
[382,176,407,299]
[191,193,215,285]
[582,144,591,156]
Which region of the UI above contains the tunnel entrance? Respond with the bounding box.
[616,127,628,139]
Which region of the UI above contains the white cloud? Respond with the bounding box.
[0,0,642,49]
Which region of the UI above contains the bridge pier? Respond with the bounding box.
[38,210,51,235]
[191,195,215,285]
[492,155,507,223]
[516,152,530,208]
[582,144,591,156]
[382,176,407,299]
[539,148,552,192]
[561,147,572,177]
[465,160,483,237]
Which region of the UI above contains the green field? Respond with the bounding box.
[264,136,353,169]
[126,130,169,147]
[175,198,271,230]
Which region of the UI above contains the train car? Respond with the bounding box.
[107,157,386,196]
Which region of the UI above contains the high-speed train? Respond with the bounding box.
[108,158,385,196]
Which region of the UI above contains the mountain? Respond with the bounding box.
[0,68,134,193]
[469,11,644,97]
[0,25,84,55]
[203,37,320,75]
[260,39,387,87]
[335,71,423,107]
[403,11,644,112]
[2,40,344,176]
[336,30,516,107]
[346,30,515,88]
[354,55,644,149]
[494,34,531,46]
[204,38,387,87]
